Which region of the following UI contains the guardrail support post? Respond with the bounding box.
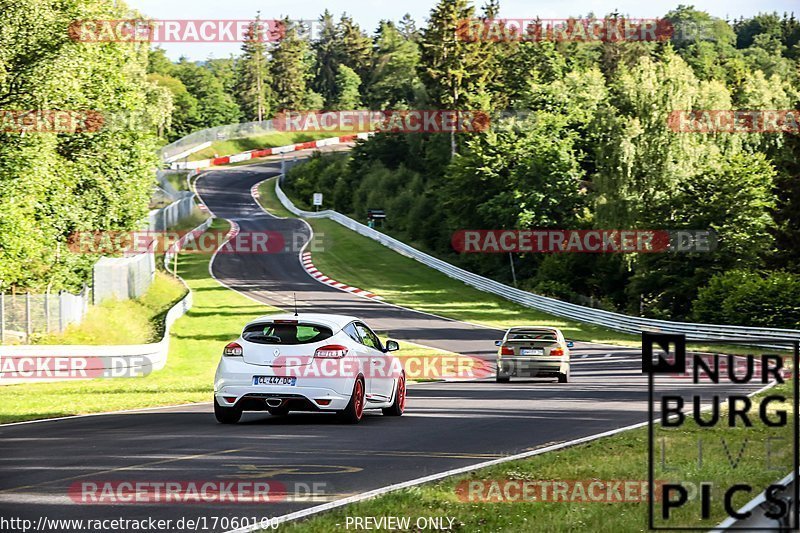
[25,292,31,343]
[45,290,50,333]
[59,291,64,332]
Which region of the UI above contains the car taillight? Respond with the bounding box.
[224,342,243,356]
[500,346,514,356]
[550,347,564,357]
[314,344,348,358]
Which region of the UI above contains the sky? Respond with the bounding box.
[125,0,799,60]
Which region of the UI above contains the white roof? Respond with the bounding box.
[245,313,359,330]
[507,326,561,332]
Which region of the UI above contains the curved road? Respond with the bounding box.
[0,160,745,532]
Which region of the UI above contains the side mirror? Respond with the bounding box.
[566,341,574,348]
[494,340,503,347]
[385,339,400,352]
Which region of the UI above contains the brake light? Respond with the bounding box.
[274,319,298,324]
[500,346,514,356]
[314,344,348,358]
[224,342,243,356]
[550,347,564,357]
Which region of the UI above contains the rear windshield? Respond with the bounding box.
[242,322,333,344]
[507,329,558,342]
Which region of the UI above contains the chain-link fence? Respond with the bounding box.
[0,288,90,343]
[159,120,275,163]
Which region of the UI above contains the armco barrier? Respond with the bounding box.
[275,178,800,344]
[0,218,213,385]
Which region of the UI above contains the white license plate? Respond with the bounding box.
[253,376,297,386]
[520,348,544,356]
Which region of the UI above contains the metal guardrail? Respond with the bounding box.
[275,178,800,344]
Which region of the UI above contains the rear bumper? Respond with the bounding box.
[214,385,352,411]
[214,357,355,411]
[497,357,568,377]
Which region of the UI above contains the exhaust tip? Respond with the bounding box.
[266,399,284,408]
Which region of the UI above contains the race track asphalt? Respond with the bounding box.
[0,160,762,532]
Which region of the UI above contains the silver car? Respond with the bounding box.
[495,327,573,383]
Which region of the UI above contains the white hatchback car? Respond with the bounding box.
[214,313,406,424]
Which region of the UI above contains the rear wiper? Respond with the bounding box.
[246,334,282,343]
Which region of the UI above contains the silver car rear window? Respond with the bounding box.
[507,330,558,342]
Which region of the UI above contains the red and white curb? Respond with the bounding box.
[172,132,373,171]
[301,252,382,300]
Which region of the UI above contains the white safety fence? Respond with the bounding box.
[147,192,196,231]
[92,245,156,304]
[275,178,800,344]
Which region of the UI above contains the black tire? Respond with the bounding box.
[268,407,289,416]
[557,372,569,383]
[214,398,242,424]
[496,374,511,383]
[382,374,406,416]
[338,377,365,424]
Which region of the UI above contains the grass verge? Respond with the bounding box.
[277,382,794,532]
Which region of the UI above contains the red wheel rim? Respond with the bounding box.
[354,380,364,419]
[397,376,406,412]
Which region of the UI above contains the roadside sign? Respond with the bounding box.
[313,193,323,206]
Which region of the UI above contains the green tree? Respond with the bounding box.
[236,14,270,121]
[338,15,373,81]
[332,65,361,109]
[629,153,776,318]
[174,59,241,127]
[365,21,422,107]
[270,18,312,110]
[312,10,342,106]
[148,73,201,140]
[0,0,166,290]
[419,0,501,155]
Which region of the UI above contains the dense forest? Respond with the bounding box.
[280,4,800,328]
[2,0,799,327]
